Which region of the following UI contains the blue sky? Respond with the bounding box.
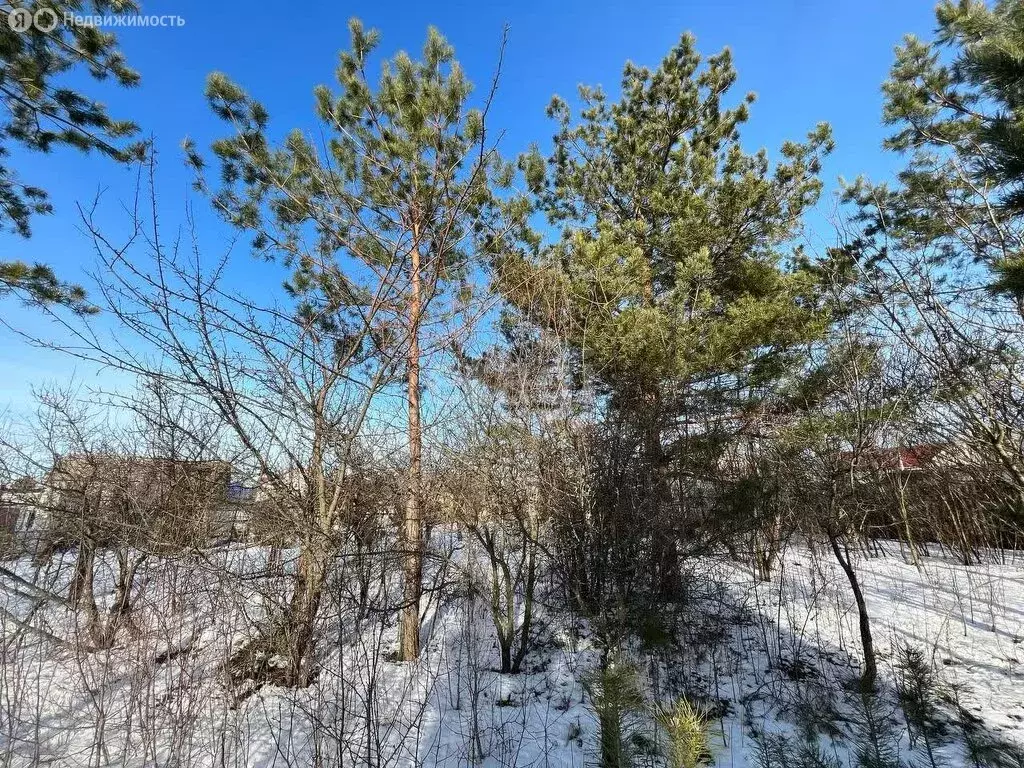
[0,0,939,414]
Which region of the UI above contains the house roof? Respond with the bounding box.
[840,444,946,470]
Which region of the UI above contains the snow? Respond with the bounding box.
[1,535,1022,767]
[706,545,1024,766]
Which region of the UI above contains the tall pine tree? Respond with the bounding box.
[189,20,527,661]
[501,32,833,599]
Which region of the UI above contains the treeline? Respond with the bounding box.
[1,0,1024,757]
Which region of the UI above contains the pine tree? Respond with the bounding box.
[865,0,1024,298]
[188,20,527,661]
[850,688,903,768]
[0,0,143,312]
[583,660,646,768]
[500,32,834,602]
[0,262,95,314]
[895,643,948,768]
[846,0,1024,526]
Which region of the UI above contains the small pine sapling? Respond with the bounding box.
[945,683,1024,768]
[583,661,646,768]
[849,687,903,768]
[895,643,949,768]
[654,697,715,768]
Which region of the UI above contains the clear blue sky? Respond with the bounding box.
[0,0,939,414]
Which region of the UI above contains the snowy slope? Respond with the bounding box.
[0,538,1021,767]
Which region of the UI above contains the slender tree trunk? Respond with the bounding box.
[828,531,878,692]
[355,537,371,622]
[487,541,511,673]
[76,543,103,648]
[400,240,424,662]
[757,505,784,582]
[69,538,94,607]
[499,631,513,673]
[894,475,921,569]
[269,544,283,577]
[646,391,678,598]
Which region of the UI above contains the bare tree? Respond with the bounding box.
[444,337,572,673]
[19,155,402,686]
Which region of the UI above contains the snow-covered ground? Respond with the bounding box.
[704,545,1024,767]
[1,537,1021,767]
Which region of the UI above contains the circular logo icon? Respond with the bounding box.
[33,7,58,32]
[7,8,32,32]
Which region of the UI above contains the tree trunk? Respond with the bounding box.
[283,541,327,686]
[754,504,783,582]
[355,537,371,623]
[511,539,538,674]
[400,240,424,662]
[499,632,513,674]
[644,386,678,598]
[91,548,144,649]
[829,531,878,692]
[894,475,921,569]
[73,542,103,649]
[69,539,94,607]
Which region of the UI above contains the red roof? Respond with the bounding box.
[840,444,945,471]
